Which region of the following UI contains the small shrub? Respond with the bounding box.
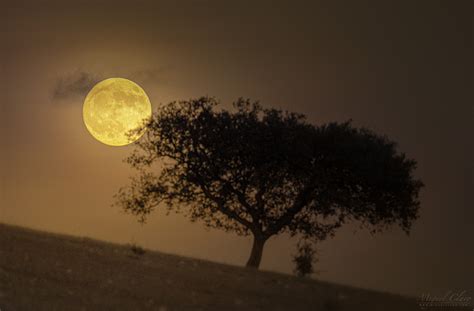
[292,240,318,277]
[129,243,146,256]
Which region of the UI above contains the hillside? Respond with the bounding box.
[0,223,418,310]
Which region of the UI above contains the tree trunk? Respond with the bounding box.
[245,234,266,269]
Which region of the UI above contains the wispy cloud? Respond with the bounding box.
[51,67,168,102]
[52,71,101,101]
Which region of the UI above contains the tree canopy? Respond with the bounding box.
[115,97,423,268]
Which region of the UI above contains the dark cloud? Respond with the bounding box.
[51,67,168,102]
[52,71,101,101]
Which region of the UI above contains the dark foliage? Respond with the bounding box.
[129,243,146,257]
[115,97,423,268]
[293,240,318,277]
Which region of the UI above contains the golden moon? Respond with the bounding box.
[83,78,152,146]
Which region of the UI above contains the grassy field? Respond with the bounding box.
[0,223,419,311]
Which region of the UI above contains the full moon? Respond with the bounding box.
[83,78,152,146]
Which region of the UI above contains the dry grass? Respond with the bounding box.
[0,223,418,310]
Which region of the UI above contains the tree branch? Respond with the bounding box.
[264,177,316,237]
[195,178,255,232]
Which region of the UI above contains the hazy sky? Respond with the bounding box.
[2,0,473,296]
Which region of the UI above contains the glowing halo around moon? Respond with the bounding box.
[82,78,152,146]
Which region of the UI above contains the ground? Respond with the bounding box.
[0,223,419,311]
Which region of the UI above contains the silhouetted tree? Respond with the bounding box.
[293,240,318,277]
[115,97,423,269]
